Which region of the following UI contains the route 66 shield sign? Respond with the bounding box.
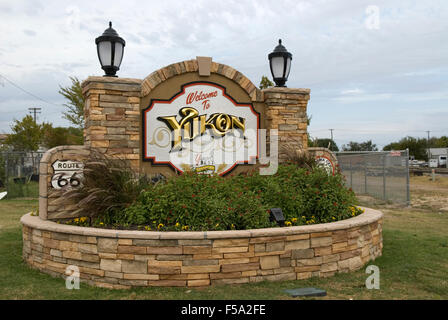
[315,156,335,175]
[51,160,84,190]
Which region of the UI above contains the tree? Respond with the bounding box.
[4,115,50,174]
[4,115,46,152]
[383,136,428,160]
[433,136,448,148]
[309,138,339,151]
[59,76,85,129]
[342,140,378,152]
[42,126,83,149]
[259,75,274,89]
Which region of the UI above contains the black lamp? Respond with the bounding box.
[268,39,292,87]
[95,21,125,77]
[269,208,285,226]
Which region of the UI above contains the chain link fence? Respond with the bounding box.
[336,150,410,205]
[0,151,44,199]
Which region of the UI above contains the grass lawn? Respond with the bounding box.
[0,175,447,299]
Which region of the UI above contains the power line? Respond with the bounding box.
[0,73,62,108]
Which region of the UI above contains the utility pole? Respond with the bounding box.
[426,130,431,161]
[28,107,41,123]
[329,129,334,150]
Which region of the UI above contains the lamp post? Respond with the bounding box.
[268,39,292,87]
[95,21,125,77]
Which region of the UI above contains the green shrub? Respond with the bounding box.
[59,151,153,219]
[91,163,362,231]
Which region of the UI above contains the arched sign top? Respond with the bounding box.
[141,59,263,102]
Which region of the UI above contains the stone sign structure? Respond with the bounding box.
[21,57,383,290]
[38,57,323,220]
[82,57,312,177]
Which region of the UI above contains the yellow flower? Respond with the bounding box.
[215,223,220,228]
[99,222,104,225]
[332,216,336,220]
[285,221,292,226]
[175,222,180,227]
[231,224,235,229]
[74,218,79,222]
[302,216,306,219]
[291,218,297,223]
[144,226,151,231]
[182,225,189,231]
[157,223,164,229]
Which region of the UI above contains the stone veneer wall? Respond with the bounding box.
[22,208,383,289]
[81,77,142,170]
[308,147,339,173]
[39,145,92,220]
[262,87,310,162]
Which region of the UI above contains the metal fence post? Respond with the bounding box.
[364,154,367,194]
[406,148,410,206]
[349,158,353,188]
[382,154,386,200]
[4,154,8,198]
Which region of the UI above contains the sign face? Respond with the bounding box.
[315,156,335,175]
[143,82,259,175]
[51,160,84,189]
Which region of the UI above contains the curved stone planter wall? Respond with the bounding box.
[21,207,383,289]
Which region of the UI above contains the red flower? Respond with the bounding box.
[192,194,196,198]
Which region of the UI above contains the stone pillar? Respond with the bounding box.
[262,87,310,162]
[81,77,142,169]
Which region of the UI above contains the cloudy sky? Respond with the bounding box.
[0,0,447,149]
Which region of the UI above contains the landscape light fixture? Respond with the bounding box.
[268,39,292,87]
[269,208,285,226]
[95,21,125,77]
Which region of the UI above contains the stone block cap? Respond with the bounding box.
[21,207,382,240]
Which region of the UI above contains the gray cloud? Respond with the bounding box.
[23,29,36,36]
[0,0,447,149]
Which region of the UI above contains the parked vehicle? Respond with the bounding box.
[429,159,438,168]
[429,156,447,168]
[440,156,447,168]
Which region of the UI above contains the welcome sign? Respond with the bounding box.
[143,82,259,175]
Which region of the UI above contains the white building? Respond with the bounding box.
[428,148,448,159]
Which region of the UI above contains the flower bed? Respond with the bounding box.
[21,207,383,289]
[58,160,363,231]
